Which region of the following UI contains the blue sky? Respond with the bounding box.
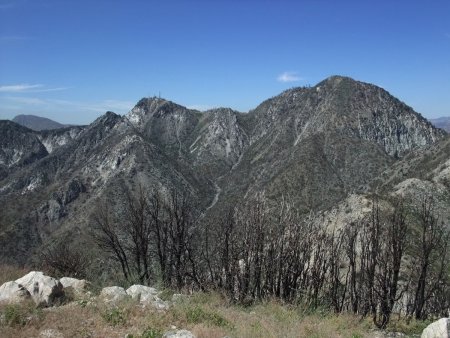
[0,0,449,124]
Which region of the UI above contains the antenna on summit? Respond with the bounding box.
[158,91,161,99]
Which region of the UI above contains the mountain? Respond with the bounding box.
[430,116,450,132]
[211,76,443,213]
[12,114,70,131]
[0,75,447,265]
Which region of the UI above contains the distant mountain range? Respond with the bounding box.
[12,114,71,131]
[430,116,450,132]
[0,75,449,266]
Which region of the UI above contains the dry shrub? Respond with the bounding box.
[0,265,29,285]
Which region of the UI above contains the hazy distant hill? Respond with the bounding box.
[12,114,69,131]
[430,116,450,132]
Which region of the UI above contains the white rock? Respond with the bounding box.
[126,284,158,302]
[163,329,196,338]
[126,284,169,310]
[100,286,128,303]
[421,318,450,338]
[59,277,87,295]
[152,297,170,310]
[0,281,32,304]
[15,271,64,307]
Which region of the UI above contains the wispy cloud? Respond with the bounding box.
[0,84,43,92]
[5,96,46,105]
[277,72,302,83]
[0,84,68,93]
[1,95,134,114]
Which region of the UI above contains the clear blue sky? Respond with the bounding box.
[0,0,449,124]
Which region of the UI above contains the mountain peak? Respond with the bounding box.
[12,114,68,131]
[322,75,355,83]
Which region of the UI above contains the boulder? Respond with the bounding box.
[15,271,64,306]
[99,286,128,303]
[421,318,450,338]
[126,284,158,302]
[59,277,87,295]
[0,281,32,304]
[163,329,196,338]
[126,284,169,310]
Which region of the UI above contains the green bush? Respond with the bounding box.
[140,327,163,338]
[185,306,231,328]
[102,307,127,326]
[0,302,44,327]
[2,304,27,326]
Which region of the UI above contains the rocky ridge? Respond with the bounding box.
[0,75,447,265]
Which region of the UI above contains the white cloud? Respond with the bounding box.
[0,84,43,92]
[5,96,46,105]
[277,72,302,83]
[0,84,67,93]
[1,96,134,114]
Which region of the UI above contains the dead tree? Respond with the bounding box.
[410,196,449,320]
[91,201,132,282]
[373,200,408,328]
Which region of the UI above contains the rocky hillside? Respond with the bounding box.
[0,75,447,265]
[212,76,445,213]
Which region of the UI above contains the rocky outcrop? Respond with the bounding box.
[99,286,129,303]
[126,284,169,309]
[59,277,87,296]
[0,281,32,304]
[15,271,64,306]
[421,318,450,338]
[126,284,157,301]
[37,126,84,153]
[0,121,48,180]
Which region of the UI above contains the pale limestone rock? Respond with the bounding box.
[421,318,450,338]
[100,286,128,303]
[125,284,158,302]
[59,277,87,295]
[125,284,169,310]
[0,281,31,304]
[15,271,64,307]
